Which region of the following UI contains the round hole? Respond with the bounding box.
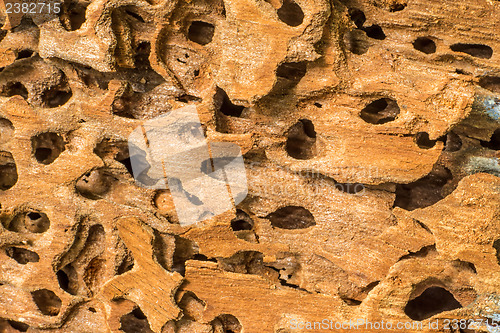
[413,37,436,54]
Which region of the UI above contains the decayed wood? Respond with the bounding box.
[0,0,499,332]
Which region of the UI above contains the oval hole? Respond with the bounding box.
[5,247,39,264]
[0,152,18,191]
[360,98,400,124]
[285,119,317,160]
[31,289,62,316]
[0,118,14,143]
[277,0,304,27]
[413,37,436,54]
[415,132,436,149]
[450,43,493,59]
[231,210,254,231]
[32,133,66,165]
[1,82,28,99]
[267,206,316,229]
[188,21,215,45]
[478,76,500,94]
[363,25,386,40]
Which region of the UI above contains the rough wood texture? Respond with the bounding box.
[0,0,499,332]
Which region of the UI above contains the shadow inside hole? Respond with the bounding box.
[348,8,366,28]
[31,289,62,316]
[480,129,500,150]
[8,320,29,332]
[444,132,462,152]
[231,209,254,231]
[5,247,39,264]
[216,87,245,117]
[1,82,28,99]
[57,264,78,295]
[277,0,304,27]
[266,206,316,229]
[60,0,89,31]
[478,76,500,94]
[360,98,400,124]
[117,244,135,275]
[6,211,50,233]
[285,119,317,160]
[450,43,493,59]
[276,61,307,83]
[493,239,500,265]
[389,2,407,11]
[0,151,18,191]
[41,83,73,108]
[404,286,462,321]
[415,132,436,149]
[75,169,111,200]
[212,314,243,333]
[413,37,436,54]
[344,29,371,55]
[120,306,154,333]
[16,50,34,60]
[394,164,453,211]
[362,25,386,40]
[32,133,66,164]
[0,118,14,144]
[188,21,215,45]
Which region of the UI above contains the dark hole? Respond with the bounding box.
[389,2,407,11]
[61,1,88,31]
[213,314,242,333]
[285,119,316,160]
[444,132,462,152]
[56,269,70,292]
[267,206,316,229]
[32,133,66,164]
[450,43,493,59]
[314,102,322,108]
[117,248,134,275]
[363,25,386,40]
[132,307,147,320]
[415,132,436,149]
[342,298,362,306]
[16,50,34,59]
[0,152,18,191]
[481,129,500,150]
[120,306,154,333]
[176,94,202,103]
[76,169,110,200]
[8,320,29,332]
[348,8,366,28]
[188,21,215,45]
[5,247,40,264]
[360,98,400,124]
[1,82,28,99]
[394,164,453,211]
[119,157,134,176]
[494,239,500,265]
[24,211,50,233]
[277,0,304,27]
[31,289,62,316]
[404,287,462,321]
[276,61,307,82]
[35,148,52,162]
[413,37,436,54]
[41,86,73,108]
[231,210,254,231]
[89,307,96,313]
[478,76,500,94]
[217,88,245,117]
[27,212,41,220]
[126,9,145,23]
